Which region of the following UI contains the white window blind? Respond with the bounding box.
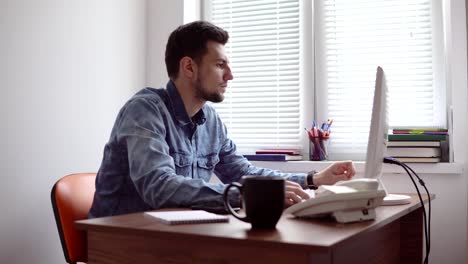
[206,0,301,154]
[315,0,445,160]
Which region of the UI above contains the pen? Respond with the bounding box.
[326,119,333,131]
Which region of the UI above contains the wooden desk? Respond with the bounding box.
[76,194,429,264]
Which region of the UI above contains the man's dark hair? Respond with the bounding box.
[165,21,229,79]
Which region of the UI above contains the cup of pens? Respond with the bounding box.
[306,120,332,161]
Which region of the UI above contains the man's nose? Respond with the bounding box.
[225,65,234,81]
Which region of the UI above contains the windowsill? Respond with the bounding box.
[250,160,464,175]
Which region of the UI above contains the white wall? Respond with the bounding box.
[443,0,468,261]
[466,0,468,256]
[0,0,146,263]
[146,0,184,88]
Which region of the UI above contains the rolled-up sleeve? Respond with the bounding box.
[214,124,308,189]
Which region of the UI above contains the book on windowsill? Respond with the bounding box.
[145,210,229,225]
[392,127,448,134]
[385,147,441,158]
[243,154,303,161]
[392,157,441,163]
[387,141,441,147]
[388,133,447,141]
[255,149,301,155]
[392,131,448,135]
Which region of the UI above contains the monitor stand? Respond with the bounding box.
[379,180,411,205]
[382,194,412,205]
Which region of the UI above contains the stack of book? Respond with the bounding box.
[386,128,449,163]
[243,149,303,161]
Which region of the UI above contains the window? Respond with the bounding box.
[204,0,445,160]
[315,0,445,160]
[204,0,302,154]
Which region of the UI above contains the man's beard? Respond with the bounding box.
[194,78,224,103]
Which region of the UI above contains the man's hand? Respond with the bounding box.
[284,180,310,207]
[313,160,356,186]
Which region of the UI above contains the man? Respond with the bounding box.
[89,21,355,218]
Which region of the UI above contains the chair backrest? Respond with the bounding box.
[51,173,96,264]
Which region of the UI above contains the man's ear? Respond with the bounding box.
[179,56,197,80]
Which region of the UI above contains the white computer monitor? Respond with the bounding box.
[364,67,387,180]
[365,66,411,205]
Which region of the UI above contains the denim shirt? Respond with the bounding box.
[89,81,307,218]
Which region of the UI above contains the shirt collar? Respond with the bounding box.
[166,80,206,126]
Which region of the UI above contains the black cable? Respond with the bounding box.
[398,161,432,262]
[393,160,432,263]
[384,158,429,264]
[383,157,430,264]
[398,162,430,264]
[383,157,431,264]
[395,162,429,263]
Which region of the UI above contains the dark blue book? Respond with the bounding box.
[243,154,303,161]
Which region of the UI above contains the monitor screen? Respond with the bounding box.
[364,66,388,179]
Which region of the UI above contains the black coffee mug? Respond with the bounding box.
[223,175,285,229]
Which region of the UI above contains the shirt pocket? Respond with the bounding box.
[197,154,220,181]
[173,152,191,177]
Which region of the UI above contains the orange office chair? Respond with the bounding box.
[51,173,96,264]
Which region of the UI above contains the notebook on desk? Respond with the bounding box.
[145,210,229,225]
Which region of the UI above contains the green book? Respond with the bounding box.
[388,134,447,141]
[392,127,448,132]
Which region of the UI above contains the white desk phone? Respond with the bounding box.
[284,178,386,223]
